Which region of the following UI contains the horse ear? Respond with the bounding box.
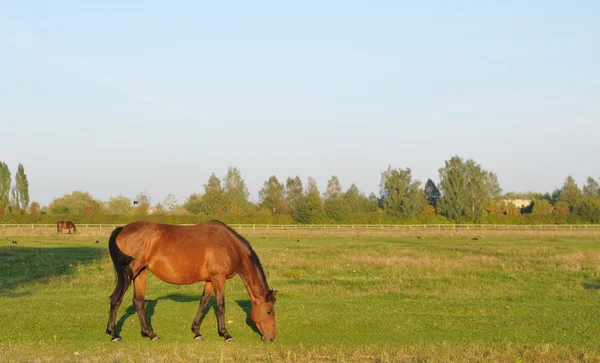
[266,289,278,302]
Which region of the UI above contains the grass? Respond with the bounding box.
[0,232,599,362]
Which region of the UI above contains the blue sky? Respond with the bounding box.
[1,1,599,206]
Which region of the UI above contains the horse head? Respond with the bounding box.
[250,289,277,342]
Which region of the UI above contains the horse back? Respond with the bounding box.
[116,221,245,284]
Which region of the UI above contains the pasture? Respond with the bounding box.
[0,229,599,362]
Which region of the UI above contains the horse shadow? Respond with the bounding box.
[236,299,261,334]
[114,294,260,336]
[115,293,200,335]
[583,281,600,290]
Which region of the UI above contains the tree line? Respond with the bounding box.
[0,162,30,215]
[1,156,599,224]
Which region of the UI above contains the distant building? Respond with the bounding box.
[502,199,532,209]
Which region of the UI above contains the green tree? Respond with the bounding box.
[223,167,250,211]
[530,199,553,215]
[436,156,495,222]
[202,173,226,215]
[183,193,204,214]
[106,195,133,214]
[11,163,30,212]
[557,176,582,212]
[48,191,103,215]
[259,175,286,214]
[0,162,11,214]
[574,196,600,223]
[323,176,348,221]
[424,179,441,207]
[285,176,304,215]
[484,171,502,198]
[294,177,323,223]
[380,166,425,219]
[324,196,349,222]
[583,177,600,197]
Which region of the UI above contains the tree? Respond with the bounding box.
[294,177,323,223]
[183,193,204,214]
[380,166,425,219]
[343,183,375,214]
[484,171,502,199]
[436,156,496,222]
[0,162,11,214]
[324,196,349,222]
[201,173,226,215]
[106,195,133,214]
[285,176,304,215]
[259,176,286,214]
[29,201,41,215]
[424,179,441,207]
[530,199,553,215]
[163,193,178,211]
[557,176,582,212]
[48,191,103,215]
[223,167,250,211]
[323,176,347,221]
[10,163,29,212]
[152,203,165,215]
[574,196,600,223]
[133,191,152,214]
[323,176,342,200]
[583,177,600,197]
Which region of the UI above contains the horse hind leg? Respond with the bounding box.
[132,269,159,341]
[191,281,214,340]
[106,270,132,342]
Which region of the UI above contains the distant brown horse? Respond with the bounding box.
[105,221,277,342]
[57,221,77,234]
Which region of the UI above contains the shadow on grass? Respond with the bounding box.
[0,245,106,294]
[236,299,261,334]
[583,281,600,290]
[115,294,205,337]
[113,295,262,339]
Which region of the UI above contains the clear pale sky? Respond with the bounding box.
[1,1,598,207]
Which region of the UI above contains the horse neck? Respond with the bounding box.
[237,252,269,303]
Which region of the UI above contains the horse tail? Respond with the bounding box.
[108,227,134,305]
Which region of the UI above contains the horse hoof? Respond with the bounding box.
[151,336,160,341]
[193,335,205,341]
[110,336,122,343]
[225,338,236,343]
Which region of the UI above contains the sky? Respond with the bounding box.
[1,1,599,207]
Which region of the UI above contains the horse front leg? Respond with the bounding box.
[132,269,159,341]
[191,281,214,340]
[211,276,234,342]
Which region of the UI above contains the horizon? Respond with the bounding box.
[1,1,598,206]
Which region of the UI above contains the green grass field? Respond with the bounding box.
[0,231,599,362]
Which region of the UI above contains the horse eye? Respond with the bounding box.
[267,311,272,315]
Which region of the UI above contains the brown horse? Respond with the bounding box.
[57,221,77,234]
[105,220,277,342]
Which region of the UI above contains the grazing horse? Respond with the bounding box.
[57,221,77,234]
[105,220,277,342]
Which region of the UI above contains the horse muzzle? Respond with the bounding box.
[261,333,275,342]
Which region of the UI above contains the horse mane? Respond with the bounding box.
[210,220,270,291]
